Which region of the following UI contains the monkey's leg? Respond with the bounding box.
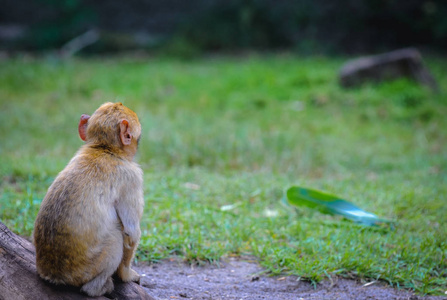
[81,273,114,297]
[81,236,123,297]
[117,238,140,283]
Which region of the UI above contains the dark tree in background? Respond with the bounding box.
[0,0,446,53]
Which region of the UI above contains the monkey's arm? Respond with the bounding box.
[115,203,142,247]
[115,188,143,283]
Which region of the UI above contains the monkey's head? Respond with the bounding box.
[78,102,141,159]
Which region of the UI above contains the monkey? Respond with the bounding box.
[33,102,144,297]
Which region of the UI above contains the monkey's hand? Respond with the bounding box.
[123,232,137,249]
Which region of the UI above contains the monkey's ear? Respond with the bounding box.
[119,119,133,146]
[78,114,90,141]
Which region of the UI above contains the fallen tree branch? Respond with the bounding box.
[59,29,100,58]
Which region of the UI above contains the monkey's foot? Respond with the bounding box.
[118,266,140,284]
[81,276,114,297]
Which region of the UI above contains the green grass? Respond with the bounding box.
[0,54,446,294]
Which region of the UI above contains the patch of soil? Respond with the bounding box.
[135,258,446,300]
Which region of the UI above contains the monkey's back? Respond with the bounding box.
[34,146,141,286]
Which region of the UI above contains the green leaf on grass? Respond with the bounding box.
[286,187,392,226]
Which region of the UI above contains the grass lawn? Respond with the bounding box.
[0,54,446,294]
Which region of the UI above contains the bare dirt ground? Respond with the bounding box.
[135,258,446,300]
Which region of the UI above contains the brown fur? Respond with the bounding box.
[34,102,144,297]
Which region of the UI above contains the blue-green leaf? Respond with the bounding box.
[286,187,392,226]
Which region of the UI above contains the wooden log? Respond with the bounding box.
[339,48,439,92]
[0,222,155,300]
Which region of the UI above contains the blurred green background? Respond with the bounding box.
[1,0,446,295]
[1,0,447,54]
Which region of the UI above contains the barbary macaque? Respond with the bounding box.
[34,102,144,297]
